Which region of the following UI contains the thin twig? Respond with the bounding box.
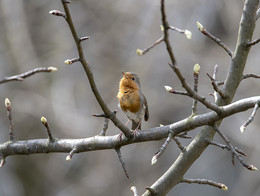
[192,64,200,115]
[169,26,192,39]
[172,137,185,151]
[212,125,257,171]
[99,118,109,136]
[181,178,228,191]
[5,98,14,141]
[0,157,5,167]
[136,36,164,56]
[206,73,225,99]
[240,103,259,133]
[41,117,54,142]
[66,146,78,161]
[115,148,129,178]
[151,131,174,165]
[241,73,260,81]
[164,86,189,96]
[0,67,57,85]
[207,139,246,156]
[197,22,233,57]
[176,132,192,139]
[247,38,260,46]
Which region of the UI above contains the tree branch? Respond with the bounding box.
[180,178,228,191]
[142,0,259,195]
[197,21,233,57]
[0,67,57,84]
[0,89,259,176]
[60,0,133,138]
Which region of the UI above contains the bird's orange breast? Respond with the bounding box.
[117,89,141,113]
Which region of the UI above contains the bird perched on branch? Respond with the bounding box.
[117,72,149,131]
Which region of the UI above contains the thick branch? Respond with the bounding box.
[142,1,259,195]
[0,96,259,165]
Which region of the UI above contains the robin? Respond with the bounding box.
[117,72,149,131]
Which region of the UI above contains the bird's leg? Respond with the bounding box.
[132,121,141,139]
[125,119,130,126]
[117,119,131,142]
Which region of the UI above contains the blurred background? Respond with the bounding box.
[0,0,259,195]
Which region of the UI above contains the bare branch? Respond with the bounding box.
[172,137,185,152]
[0,67,57,85]
[168,63,223,115]
[99,118,109,136]
[197,21,233,57]
[181,178,228,191]
[206,72,225,99]
[60,0,132,138]
[0,96,259,167]
[241,73,260,81]
[41,116,55,142]
[168,26,192,39]
[66,146,78,161]
[212,125,257,171]
[161,0,176,66]
[247,38,260,46]
[115,148,129,178]
[240,103,259,133]
[164,86,189,96]
[151,131,174,165]
[5,98,14,141]
[192,64,200,115]
[207,139,246,156]
[136,36,164,56]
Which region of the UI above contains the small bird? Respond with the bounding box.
[117,72,149,131]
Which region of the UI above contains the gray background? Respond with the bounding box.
[0,0,259,196]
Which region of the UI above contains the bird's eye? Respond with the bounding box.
[131,77,135,81]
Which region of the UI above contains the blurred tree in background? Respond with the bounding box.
[0,0,260,196]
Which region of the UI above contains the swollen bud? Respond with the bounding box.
[193,64,200,74]
[196,21,204,31]
[136,49,144,56]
